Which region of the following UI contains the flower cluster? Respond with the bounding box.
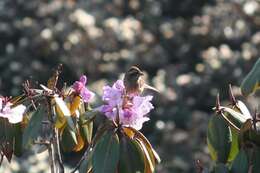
[72,75,95,103]
[100,80,154,130]
[0,97,26,124]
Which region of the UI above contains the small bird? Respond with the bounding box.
[123,66,159,95]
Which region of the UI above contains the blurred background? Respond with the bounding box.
[0,0,260,172]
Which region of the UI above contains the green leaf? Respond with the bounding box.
[124,127,161,164]
[79,151,93,173]
[92,130,120,173]
[13,123,23,156]
[61,125,78,152]
[0,118,15,162]
[231,149,248,173]
[241,58,260,96]
[213,163,229,173]
[227,128,239,162]
[22,108,45,148]
[118,135,145,173]
[79,112,94,144]
[207,115,232,163]
[252,147,260,173]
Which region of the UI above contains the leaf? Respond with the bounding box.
[126,127,161,164]
[235,100,252,119]
[221,106,251,127]
[0,118,14,162]
[54,96,74,130]
[73,129,85,152]
[135,138,155,173]
[61,125,78,152]
[79,151,93,173]
[13,123,23,157]
[230,149,248,173]
[207,115,232,163]
[122,127,135,139]
[92,130,120,173]
[227,128,239,162]
[118,135,145,173]
[213,163,229,173]
[79,111,95,144]
[239,120,260,146]
[22,108,45,148]
[70,96,81,115]
[252,147,260,173]
[241,58,260,96]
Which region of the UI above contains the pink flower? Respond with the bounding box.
[0,97,26,124]
[102,80,125,107]
[100,80,154,130]
[72,75,95,103]
[120,96,154,130]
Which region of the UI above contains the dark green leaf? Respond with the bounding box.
[79,151,93,173]
[213,163,229,173]
[61,125,78,152]
[22,107,45,148]
[241,58,260,96]
[231,149,248,173]
[118,135,145,173]
[252,147,260,173]
[13,123,23,156]
[92,130,120,173]
[207,115,232,163]
[0,118,15,162]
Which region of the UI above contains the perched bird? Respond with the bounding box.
[123,66,159,95]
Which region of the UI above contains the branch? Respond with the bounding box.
[48,144,55,173]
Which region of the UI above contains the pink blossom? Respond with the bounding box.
[102,80,125,107]
[0,97,26,124]
[120,96,154,130]
[72,75,95,103]
[100,80,154,130]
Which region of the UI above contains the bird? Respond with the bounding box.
[123,66,159,95]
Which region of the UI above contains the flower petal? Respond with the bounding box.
[79,75,87,85]
[7,105,26,124]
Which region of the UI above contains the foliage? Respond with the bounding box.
[206,59,260,173]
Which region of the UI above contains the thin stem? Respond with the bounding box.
[48,144,55,173]
[46,98,59,173]
[54,127,64,173]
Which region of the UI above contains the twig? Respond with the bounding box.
[54,127,64,173]
[48,143,55,173]
[195,160,203,173]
